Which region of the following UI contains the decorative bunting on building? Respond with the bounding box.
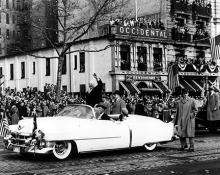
[210,34,220,61]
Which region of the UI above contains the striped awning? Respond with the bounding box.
[119,81,141,94]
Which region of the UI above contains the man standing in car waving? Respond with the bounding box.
[86,73,103,107]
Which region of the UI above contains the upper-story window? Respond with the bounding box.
[17,0,20,10]
[120,45,130,71]
[6,13,9,24]
[6,0,9,9]
[21,62,25,79]
[6,29,9,39]
[175,49,187,64]
[137,46,147,71]
[79,52,85,73]
[10,64,14,80]
[12,0,15,9]
[33,62,35,74]
[46,59,50,76]
[153,48,163,72]
[0,67,2,77]
[74,55,77,70]
[12,15,15,24]
[13,30,15,39]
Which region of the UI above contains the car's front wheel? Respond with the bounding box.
[53,141,72,160]
[144,143,157,151]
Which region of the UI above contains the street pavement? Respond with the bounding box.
[0,132,220,175]
[113,158,220,175]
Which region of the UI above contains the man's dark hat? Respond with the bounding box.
[182,88,188,94]
[102,94,108,98]
[96,102,107,109]
[114,90,121,96]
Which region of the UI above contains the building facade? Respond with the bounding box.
[0,0,58,56]
[0,0,24,56]
[211,0,220,37]
[0,0,218,96]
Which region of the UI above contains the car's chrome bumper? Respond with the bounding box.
[4,136,54,154]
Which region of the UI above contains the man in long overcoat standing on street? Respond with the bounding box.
[174,89,197,152]
[206,86,220,121]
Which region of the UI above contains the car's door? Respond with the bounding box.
[76,119,130,152]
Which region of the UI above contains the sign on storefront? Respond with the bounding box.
[115,26,168,39]
[125,75,161,81]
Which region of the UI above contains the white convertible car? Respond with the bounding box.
[4,104,175,160]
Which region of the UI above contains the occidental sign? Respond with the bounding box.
[115,26,168,39]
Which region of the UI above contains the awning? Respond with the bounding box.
[208,80,220,92]
[119,81,140,94]
[154,81,171,93]
[194,79,204,88]
[180,79,196,92]
[135,81,166,94]
[192,80,203,91]
[185,79,202,92]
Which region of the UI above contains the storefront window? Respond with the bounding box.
[153,48,163,72]
[137,46,147,71]
[120,45,130,71]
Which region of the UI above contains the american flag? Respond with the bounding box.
[210,34,220,61]
[167,62,179,92]
[0,114,9,137]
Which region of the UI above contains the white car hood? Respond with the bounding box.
[15,117,81,140]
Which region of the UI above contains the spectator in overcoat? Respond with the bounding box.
[174,89,197,152]
[206,86,220,121]
[10,102,19,124]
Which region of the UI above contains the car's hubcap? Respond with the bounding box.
[55,142,68,155]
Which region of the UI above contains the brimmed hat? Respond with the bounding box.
[209,86,214,91]
[96,102,107,109]
[114,90,121,96]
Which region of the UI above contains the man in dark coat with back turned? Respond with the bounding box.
[86,73,103,107]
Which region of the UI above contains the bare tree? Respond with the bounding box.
[11,0,130,101]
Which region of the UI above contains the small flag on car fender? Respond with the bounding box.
[0,113,10,137]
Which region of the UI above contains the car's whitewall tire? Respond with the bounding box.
[53,141,72,160]
[144,143,157,151]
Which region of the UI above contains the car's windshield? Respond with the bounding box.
[57,105,94,119]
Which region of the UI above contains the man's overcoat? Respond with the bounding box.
[207,92,220,121]
[175,96,197,137]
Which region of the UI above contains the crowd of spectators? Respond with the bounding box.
[109,17,165,30]
[0,83,182,125]
[174,0,211,8]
